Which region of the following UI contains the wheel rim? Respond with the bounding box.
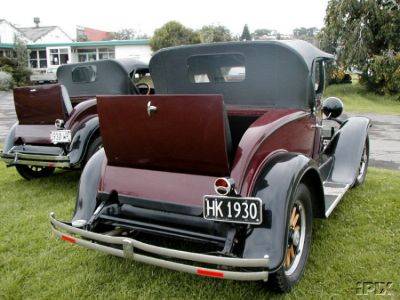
[284,200,306,276]
[357,143,368,182]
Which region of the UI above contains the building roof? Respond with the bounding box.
[0,39,150,50]
[18,26,57,42]
[78,27,112,41]
[28,39,150,49]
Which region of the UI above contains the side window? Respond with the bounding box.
[314,60,325,94]
[72,65,97,83]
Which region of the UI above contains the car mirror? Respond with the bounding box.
[322,97,344,119]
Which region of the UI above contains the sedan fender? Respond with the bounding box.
[2,122,18,153]
[71,148,106,226]
[325,116,370,185]
[68,117,100,166]
[242,152,324,271]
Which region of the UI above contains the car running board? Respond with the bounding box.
[323,182,350,217]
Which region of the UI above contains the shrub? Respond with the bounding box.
[0,53,31,87]
[360,51,400,97]
[150,21,201,51]
[0,71,14,90]
[326,64,352,85]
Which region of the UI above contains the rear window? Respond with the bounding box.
[72,65,97,83]
[188,53,246,83]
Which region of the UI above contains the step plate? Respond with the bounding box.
[323,182,350,217]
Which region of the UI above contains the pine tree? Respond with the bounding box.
[240,24,251,41]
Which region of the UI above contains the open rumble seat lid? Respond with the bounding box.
[97,95,231,177]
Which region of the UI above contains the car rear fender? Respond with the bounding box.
[72,148,106,224]
[68,117,100,165]
[242,152,324,271]
[2,122,18,152]
[324,116,370,185]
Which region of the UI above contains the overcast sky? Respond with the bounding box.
[3,0,329,38]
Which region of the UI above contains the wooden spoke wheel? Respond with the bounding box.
[15,164,55,180]
[284,201,306,276]
[268,183,313,293]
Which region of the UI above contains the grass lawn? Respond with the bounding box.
[325,81,400,115]
[0,164,399,299]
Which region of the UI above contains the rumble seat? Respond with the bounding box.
[13,84,73,125]
[97,94,232,177]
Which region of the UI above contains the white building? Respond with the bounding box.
[0,18,152,81]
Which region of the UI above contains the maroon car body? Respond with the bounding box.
[50,41,370,292]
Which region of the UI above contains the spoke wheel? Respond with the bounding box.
[15,164,55,180]
[268,183,313,293]
[353,136,369,188]
[84,136,103,166]
[284,201,306,276]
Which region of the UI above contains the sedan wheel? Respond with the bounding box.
[284,200,306,276]
[268,183,313,293]
[352,136,369,188]
[15,165,55,180]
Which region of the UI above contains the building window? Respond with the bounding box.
[29,50,47,69]
[0,49,16,58]
[50,48,69,66]
[98,47,115,60]
[77,48,97,62]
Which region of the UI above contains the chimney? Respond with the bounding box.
[34,17,40,28]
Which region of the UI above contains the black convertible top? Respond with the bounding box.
[57,58,148,97]
[150,40,334,108]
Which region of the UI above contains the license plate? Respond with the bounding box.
[50,130,71,144]
[203,196,263,225]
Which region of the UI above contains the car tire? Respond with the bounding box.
[268,183,313,293]
[352,136,369,188]
[84,136,103,166]
[15,165,55,180]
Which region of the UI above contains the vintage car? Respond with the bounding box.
[1,58,151,179]
[50,41,370,292]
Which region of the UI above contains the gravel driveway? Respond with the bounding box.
[0,91,399,171]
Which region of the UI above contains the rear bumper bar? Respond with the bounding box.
[50,213,269,281]
[1,151,71,168]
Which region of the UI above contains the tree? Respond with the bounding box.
[240,24,251,41]
[319,0,400,77]
[111,28,137,40]
[198,25,233,43]
[252,29,273,40]
[150,21,201,51]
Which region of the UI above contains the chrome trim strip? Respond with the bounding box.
[1,152,69,162]
[50,213,269,281]
[1,151,71,168]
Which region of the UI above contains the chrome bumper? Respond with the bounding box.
[1,151,70,168]
[50,213,269,281]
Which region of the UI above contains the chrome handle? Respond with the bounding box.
[311,124,323,129]
[147,101,157,117]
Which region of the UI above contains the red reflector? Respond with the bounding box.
[196,268,224,278]
[61,234,76,244]
[215,178,229,188]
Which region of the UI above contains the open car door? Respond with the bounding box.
[97,95,231,177]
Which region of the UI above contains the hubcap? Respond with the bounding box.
[284,200,306,276]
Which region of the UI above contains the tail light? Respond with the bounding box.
[214,178,235,196]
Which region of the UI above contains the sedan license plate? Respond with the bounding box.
[203,196,263,225]
[50,130,71,144]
